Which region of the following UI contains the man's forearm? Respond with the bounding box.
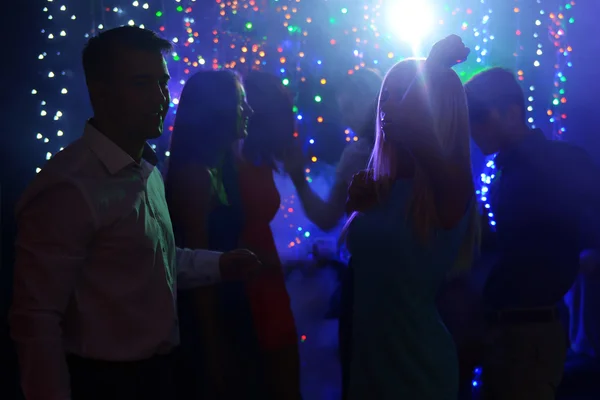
[11,312,71,400]
[176,247,222,289]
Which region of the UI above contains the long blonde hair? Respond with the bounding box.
[344,58,479,272]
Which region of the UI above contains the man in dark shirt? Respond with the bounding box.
[465,67,599,399]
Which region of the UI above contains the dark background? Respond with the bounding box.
[2,0,600,397]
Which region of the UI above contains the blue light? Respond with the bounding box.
[297,115,303,120]
[309,139,314,144]
[304,231,310,238]
[479,156,498,231]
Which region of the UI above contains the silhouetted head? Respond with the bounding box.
[243,71,295,169]
[82,26,173,140]
[369,58,476,263]
[168,70,252,169]
[336,68,382,142]
[465,67,528,155]
[372,58,471,180]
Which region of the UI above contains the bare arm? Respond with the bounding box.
[385,65,462,174]
[290,143,370,232]
[10,182,95,400]
[292,177,347,232]
[386,63,473,228]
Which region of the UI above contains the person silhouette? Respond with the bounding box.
[10,26,261,400]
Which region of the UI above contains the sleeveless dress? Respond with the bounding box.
[346,179,472,400]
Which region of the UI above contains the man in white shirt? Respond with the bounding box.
[10,26,261,400]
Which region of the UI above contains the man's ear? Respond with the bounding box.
[486,108,502,124]
[87,80,107,101]
[505,104,524,125]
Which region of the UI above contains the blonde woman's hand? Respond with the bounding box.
[427,35,470,68]
[346,170,379,214]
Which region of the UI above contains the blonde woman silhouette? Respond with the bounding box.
[343,35,479,399]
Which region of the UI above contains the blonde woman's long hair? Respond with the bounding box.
[343,58,480,272]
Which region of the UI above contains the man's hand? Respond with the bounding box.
[219,249,262,281]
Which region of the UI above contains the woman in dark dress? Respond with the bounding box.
[165,70,259,399]
[165,69,299,399]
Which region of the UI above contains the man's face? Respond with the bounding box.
[103,49,171,141]
[236,83,253,139]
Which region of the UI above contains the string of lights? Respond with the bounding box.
[474,0,497,233]
[35,0,567,255]
[477,1,575,235]
[548,1,575,140]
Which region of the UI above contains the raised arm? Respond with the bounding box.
[291,176,348,232]
[383,35,471,177]
[10,182,95,400]
[286,142,370,231]
[384,35,473,229]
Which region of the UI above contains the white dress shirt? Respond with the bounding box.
[10,122,222,400]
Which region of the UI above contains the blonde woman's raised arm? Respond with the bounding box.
[383,35,470,172]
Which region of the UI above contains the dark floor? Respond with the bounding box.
[287,266,600,400]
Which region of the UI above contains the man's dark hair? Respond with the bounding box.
[82,26,173,83]
[464,67,526,123]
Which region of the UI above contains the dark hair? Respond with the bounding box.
[339,68,382,141]
[464,67,526,123]
[243,71,295,170]
[82,26,173,83]
[340,68,382,95]
[168,70,242,170]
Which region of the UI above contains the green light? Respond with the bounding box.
[155,11,163,17]
[314,95,322,102]
[176,6,183,12]
[559,89,565,95]
[292,105,298,113]
[458,66,489,83]
[282,78,290,86]
[173,54,180,61]
[341,8,348,14]
[245,22,253,30]
[569,17,575,23]
[329,18,336,24]
[553,99,560,106]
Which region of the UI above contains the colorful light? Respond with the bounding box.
[34,0,570,257]
[478,1,575,232]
